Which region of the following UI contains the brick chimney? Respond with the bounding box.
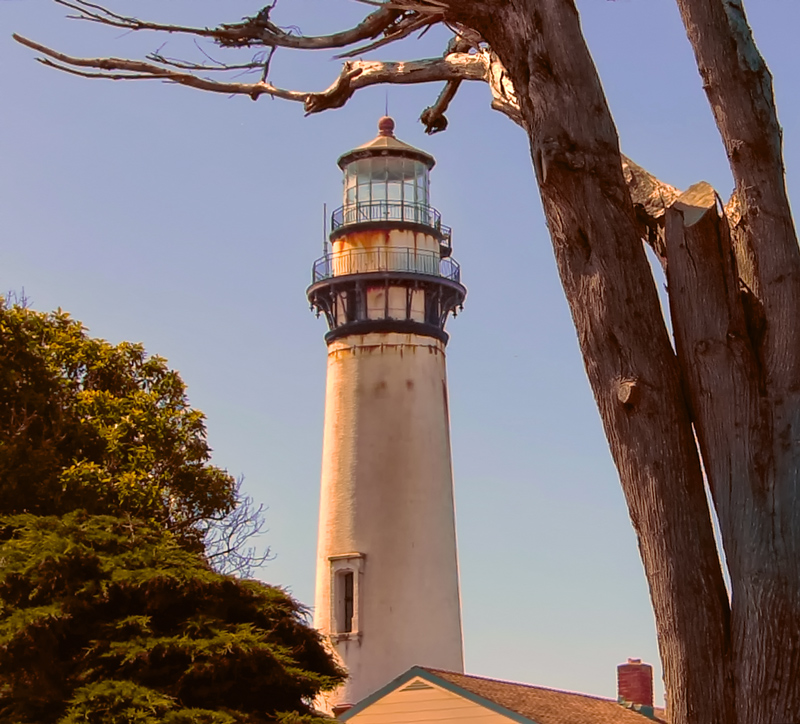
[332,703,353,718]
[617,658,654,708]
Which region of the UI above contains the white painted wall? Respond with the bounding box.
[315,331,464,710]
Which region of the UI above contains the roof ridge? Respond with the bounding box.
[422,667,619,704]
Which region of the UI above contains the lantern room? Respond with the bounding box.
[340,116,431,210]
[332,116,448,245]
[308,117,465,344]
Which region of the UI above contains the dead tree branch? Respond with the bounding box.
[420,79,460,134]
[335,11,443,59]
[419,32,481,134]
[14,34,309,101]
[52,0,408,51]
[14,33,487,110]
[15,4,685,258]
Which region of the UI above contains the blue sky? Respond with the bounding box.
[2,0,799,707]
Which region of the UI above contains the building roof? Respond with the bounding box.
[337,116,436,170]
[426,669,667,724]
[340,666,667,724]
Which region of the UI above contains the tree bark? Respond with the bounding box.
[671,3,800,722]
[452,2,735,722]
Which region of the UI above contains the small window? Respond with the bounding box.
[342,572,354,633]
[329,552,365,638]
[334,570,355,634]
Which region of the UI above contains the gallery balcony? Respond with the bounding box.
[311,248,461,285]
[330,201,452,256]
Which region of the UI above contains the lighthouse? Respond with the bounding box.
[307,117,467,711]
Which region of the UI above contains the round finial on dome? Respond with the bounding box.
[377,116,395,137]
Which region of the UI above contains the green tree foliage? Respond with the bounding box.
[0,512,344,723]
[0,301,345,721]
[0,303,235,545]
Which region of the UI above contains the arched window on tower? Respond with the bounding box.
[329,553,365,640]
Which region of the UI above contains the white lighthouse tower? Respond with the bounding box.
[307,117,466,713]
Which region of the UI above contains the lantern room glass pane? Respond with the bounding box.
[356,184,371,222]
[403,179,416,206]
[356,159,371,186]
[369,157,388,183]
[386,158,404,181]
[415,161,429,206]
[370,158,387,205]
[386,158,403,204]
[372,181,387,202]
[342,162,358,222]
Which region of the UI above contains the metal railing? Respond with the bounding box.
[312,248,461,284]
[331,201,452,246]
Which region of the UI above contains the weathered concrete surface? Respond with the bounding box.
[315,331,464,711]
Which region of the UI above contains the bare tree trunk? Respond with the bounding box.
[452,2,735,722]
[670,3,800,722]
[664,181,798,724]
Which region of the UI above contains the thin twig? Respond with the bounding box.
[336,12,441,59]
[261,46,277,83]
[146,54,264,73]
